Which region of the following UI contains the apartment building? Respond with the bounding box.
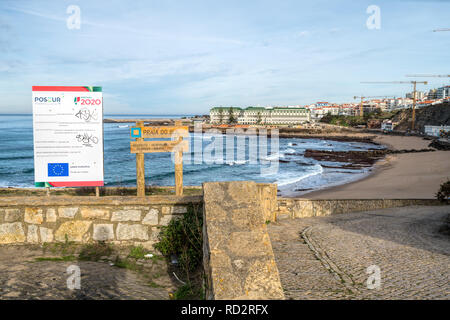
[209,106,311,125]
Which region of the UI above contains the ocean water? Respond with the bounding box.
[0,114,384,195]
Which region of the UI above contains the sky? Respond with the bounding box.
[0,0,449,115]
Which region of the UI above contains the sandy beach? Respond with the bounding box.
[303,134,450,199]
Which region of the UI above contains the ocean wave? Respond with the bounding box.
[276,164,323,187]
[283,148,296,155]
[227,160,248,166]
[262,153,284,161]
[0,155,33,161]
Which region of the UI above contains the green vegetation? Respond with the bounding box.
[320,114,367,127]
[171,283,204,300]
[128,245,148,260]
[35,255,76,262]
[155,204,204,299]
[155,205,203,278]
[78,242,114,261]
[228,107,237,124]
[113,257,140,271]
[436,179,450,203]
[256,111,262,125]
[42,235,77,255]
[320,110,400,127]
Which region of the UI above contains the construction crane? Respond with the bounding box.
[406,74,450,78]
[361,81,428,131]
[353,95,395,117]
[433,28,450,32]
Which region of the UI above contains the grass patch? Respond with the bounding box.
[113,257,140,271]
[42,235,77,255]
[78,242,113,261]
[148,281,165,288]
[128,245,148,260]
[171,283,204,300]
[35,255,76,262]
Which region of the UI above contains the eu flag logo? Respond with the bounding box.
[48,163,69,177]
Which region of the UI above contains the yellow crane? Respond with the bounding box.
[353,95,395,117]
[406,74,450,78]
[361,81,428,131]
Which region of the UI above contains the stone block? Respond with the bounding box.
[171,206,187,214]
[27,225,39,243]
[58,207,78,219]
[202,181,284,300]
[116,223,148,240]
[111,210,141,222]
[137,240,156,250]
[150,227,161,241]
[142,208,159,225]
[162,206,171,215]
[55,221,92,242]
[81,208,110,220]
[93,224,114,241]
[0,222,26,244]
[46,208,57,222]
[160,215,181,226]
[24,208,44,224]
[5,209,22,222]
[40,227,54,243]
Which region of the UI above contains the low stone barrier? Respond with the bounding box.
[202,181,284,300]
[0,195,202,248]
[277,198,442,218]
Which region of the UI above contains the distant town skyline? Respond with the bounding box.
[0,0,449,114]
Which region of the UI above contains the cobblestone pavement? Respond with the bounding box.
[0,246,176,299]
[268,206,450,300]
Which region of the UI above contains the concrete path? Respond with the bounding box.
[268,206,450,299]
[0,246,173,300]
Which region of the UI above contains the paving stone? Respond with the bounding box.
[268,205,450,300]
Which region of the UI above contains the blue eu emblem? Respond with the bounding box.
[48,163,69,177]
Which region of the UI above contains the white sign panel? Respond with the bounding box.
[32,86,104,187]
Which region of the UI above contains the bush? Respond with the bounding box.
[154,205,203,281]
[436,180,450,203]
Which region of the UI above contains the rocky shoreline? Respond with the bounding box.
[302,147,436,171]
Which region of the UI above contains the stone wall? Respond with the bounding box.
[277,198,442,219]
[202,181,285,300]
[0,195,202,248]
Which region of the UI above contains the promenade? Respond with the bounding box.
[269,205,450,299]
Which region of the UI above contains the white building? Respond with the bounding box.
[424,125,450,137]
[428,86,450,100]
[406,91,425,100]
[209,106,311,125]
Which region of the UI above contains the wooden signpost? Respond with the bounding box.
[130,120,189,197]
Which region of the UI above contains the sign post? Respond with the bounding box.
[135,121,146,197]
[174,120,183,196]
[130,121,189,196]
